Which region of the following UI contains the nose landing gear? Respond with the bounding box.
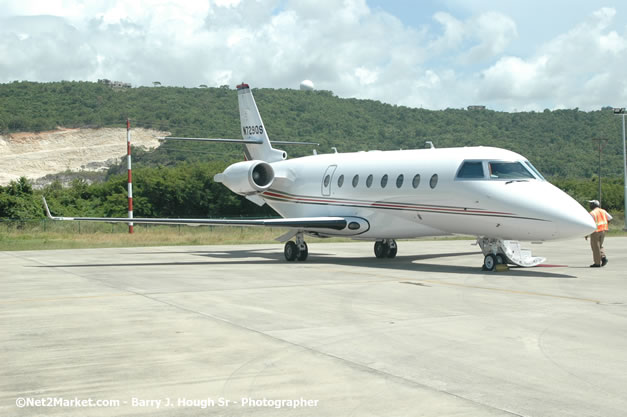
[374,239,397,259]
[483,254,498,271]
[284,233,309,261]
[478,237,545,270]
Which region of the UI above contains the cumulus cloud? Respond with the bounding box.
[429,11,517,63]
[0,1,626,111]
[465,12,517,62]
[0,15,98,81]
[478,6,627,109]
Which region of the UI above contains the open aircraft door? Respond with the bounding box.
[321,165,337,196]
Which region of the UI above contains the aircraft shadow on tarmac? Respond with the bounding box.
[38,248,576,279]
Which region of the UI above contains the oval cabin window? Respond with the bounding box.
[412,174,420,188]
[396,174,404,188]
[430,174,438,189]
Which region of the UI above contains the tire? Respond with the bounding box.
[296,242,308,261]
[484,254,496,271]
[284,241,298,261]
[374,241,388,258]
[495,254,506,265]
[387,241,397,258]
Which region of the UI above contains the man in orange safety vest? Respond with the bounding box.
[585,200,612,267]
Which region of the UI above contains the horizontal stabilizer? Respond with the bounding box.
[158,137,319,146]
[158,137,263,144]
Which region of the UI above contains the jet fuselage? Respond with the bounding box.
[262,146,594,241]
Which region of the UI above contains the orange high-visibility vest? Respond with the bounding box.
[590,208,609,232]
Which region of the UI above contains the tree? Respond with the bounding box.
[0,177,42,219]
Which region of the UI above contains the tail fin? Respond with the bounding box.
[237,83,286,162]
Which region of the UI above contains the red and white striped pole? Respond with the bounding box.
[127,118,134,234]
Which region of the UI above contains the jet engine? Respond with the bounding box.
[213,160,275,195]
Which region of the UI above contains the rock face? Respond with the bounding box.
[0,127,168,185]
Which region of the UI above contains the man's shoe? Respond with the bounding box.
[601,257,608,266]
[590,264,601,268]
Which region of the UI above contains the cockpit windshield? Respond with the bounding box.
[523,161,546,181]
[456,160,545,181]
[488,161,535,180]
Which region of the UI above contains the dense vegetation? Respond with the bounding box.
[0,81,625,220]
[0,164,274,220]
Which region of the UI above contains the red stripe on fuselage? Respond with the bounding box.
[262,190,514,216]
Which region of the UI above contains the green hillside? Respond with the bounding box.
[1,81,625,177]
[1,81,625,220]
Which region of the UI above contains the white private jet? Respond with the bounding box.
[43,83,596,270]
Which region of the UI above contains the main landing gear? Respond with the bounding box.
[374,239,397,259]
[284,233,308,262]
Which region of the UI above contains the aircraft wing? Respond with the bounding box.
[42,197,368,234]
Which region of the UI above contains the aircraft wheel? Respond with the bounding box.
[296,242,308,261]
[387,240,397,258]
[374,241,388,258]
[284,241,298,261]
[495,253,506,265]
[483,254,497,271]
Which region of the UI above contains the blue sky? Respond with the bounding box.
[372,1,626,55]
[1,0,626,111]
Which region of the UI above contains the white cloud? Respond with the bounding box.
[478,6,627,109]
[431,12,465,50]
[480,55,550,99]
[465,12,517,62]
[0,1,626,111]
[354,67,378,85]
[428,11,517,63]
[598,31,626,54]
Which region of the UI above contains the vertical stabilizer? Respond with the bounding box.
[237,83,286,162]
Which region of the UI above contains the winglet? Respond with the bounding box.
[42,196,54,219]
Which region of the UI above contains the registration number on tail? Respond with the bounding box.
[243,125,264,135]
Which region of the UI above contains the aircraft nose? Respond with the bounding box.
[552,207,597,238]
[503,181,597,240]
[540,181,597,239]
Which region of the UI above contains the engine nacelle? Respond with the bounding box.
[213,160,275,195]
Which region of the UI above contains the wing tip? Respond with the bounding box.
[42,196,53,219]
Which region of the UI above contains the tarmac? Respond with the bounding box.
[1,237,626,417]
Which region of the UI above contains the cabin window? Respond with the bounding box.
[352,174,359,187]
[366,174,373,188]
[489,162,535,180]
[412,174,420,188]
[381,174,388,188]
[324,175,330,187]
[430,174,438,189]
[457,161,485,179]
[396,174,404,188]
[337,174,344,188]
